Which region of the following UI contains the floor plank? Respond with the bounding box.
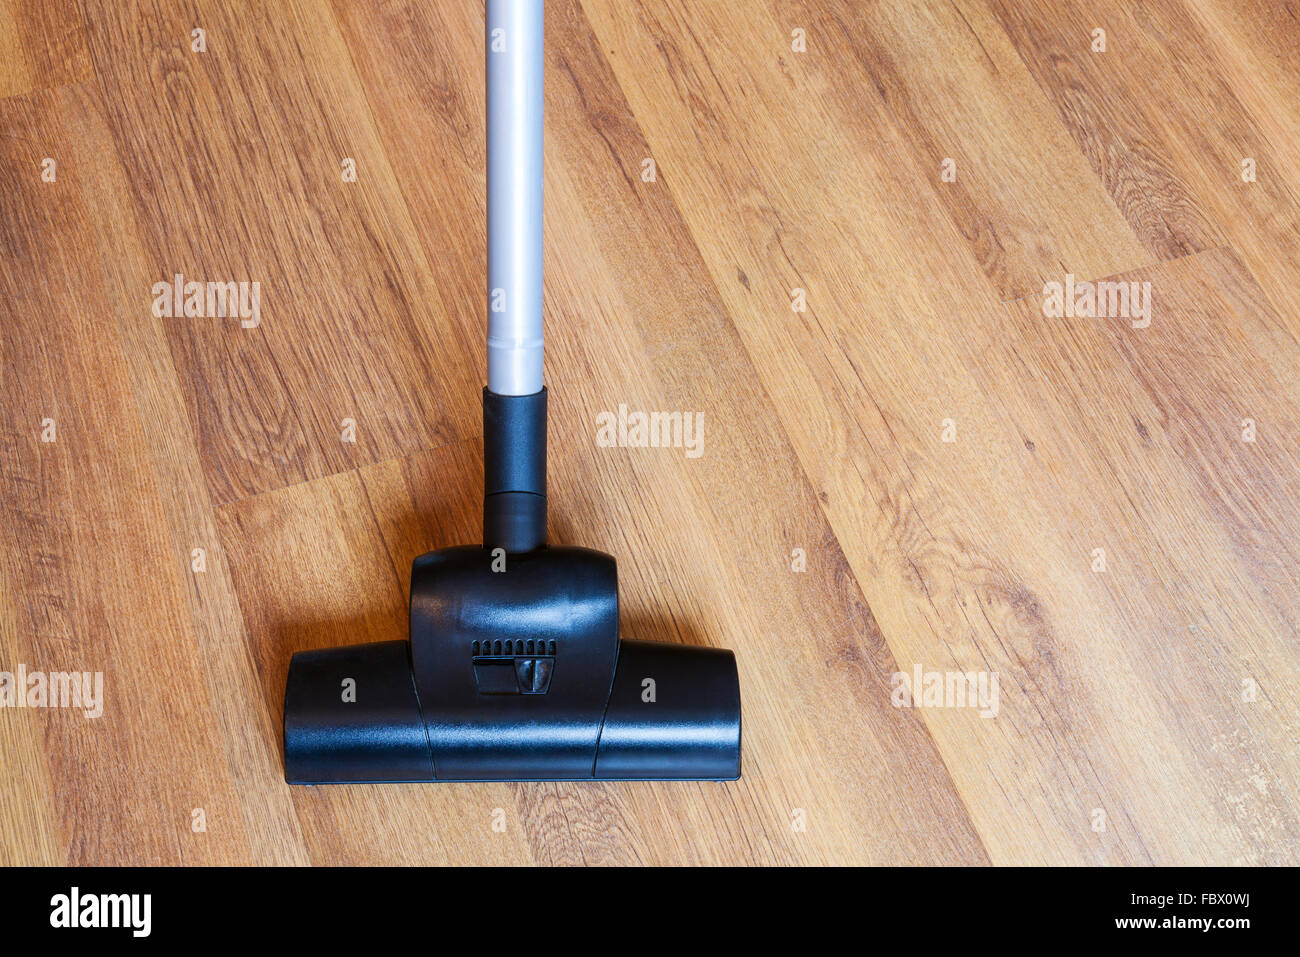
[831,0,1153,298]
[79,0,480,505]
[1187,0,1300,180]
[0,0,92,99]
[989,0,1300,340]
[0,84,250,864]
[60,79,313,865]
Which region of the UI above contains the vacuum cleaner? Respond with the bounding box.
[282,0,741,783]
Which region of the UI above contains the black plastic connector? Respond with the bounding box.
[483,387,546,553]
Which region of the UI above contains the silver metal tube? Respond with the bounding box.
[486,0,545,396]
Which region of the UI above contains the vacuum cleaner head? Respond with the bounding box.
[282,1,740,784]
[283,543,741,783]
[283,394,742,784]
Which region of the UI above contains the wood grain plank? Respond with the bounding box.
[0,0,92,98]
[0,84,251,864]
[982,250,1300,864]
[984,0,1230,263]
[57,80,312,865]
[827,0,1153,298]
[1186,0,1300,181]
[989,0,1300,338]
[78,0,480,505]
[0,534,65,864]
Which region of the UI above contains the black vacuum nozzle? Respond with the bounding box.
[282,388,741,784]
[284,544,741,783]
